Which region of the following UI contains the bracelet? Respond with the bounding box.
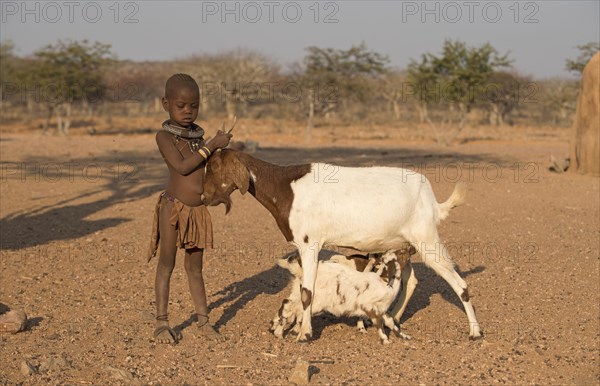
[198,146,211,159]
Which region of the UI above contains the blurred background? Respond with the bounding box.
[1,1,598,143]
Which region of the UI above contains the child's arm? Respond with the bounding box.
[204,130,232,154]
[156,131,231,176]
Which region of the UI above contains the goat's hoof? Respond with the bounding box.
[393,328,412,340]
[381,339,391,345]
[358,328,367,334]
[469,333,483,341]
[397,332,412,340]
[296,334,311,343]
[273,330,284,339]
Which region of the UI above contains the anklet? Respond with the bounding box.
[156,314,169,321]
[195,313,209,327]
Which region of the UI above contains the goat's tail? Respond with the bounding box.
[437,182,467,222]
[276,252,303,279]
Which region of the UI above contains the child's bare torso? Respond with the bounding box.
[158,134,205,207]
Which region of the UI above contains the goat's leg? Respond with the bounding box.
[272,298,292,338]
[383,313,412,340]
[297,243,320,342]
[363,257,377,272]
[289,302,303,336]
[357,318,367,333]
[415,240,482,339]
[371,314,390,344]
[390,260,418,323]
[290,319,301,335]
[375,262,385,276]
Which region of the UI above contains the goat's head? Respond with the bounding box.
[383,251,401,287]
[202,150,250,214]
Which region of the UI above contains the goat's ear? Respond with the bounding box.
[231,156,250,195]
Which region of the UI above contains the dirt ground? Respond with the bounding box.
[0,120,598,385]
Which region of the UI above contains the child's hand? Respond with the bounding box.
[209,130,232,150]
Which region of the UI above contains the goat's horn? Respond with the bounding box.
[227,115,237,134]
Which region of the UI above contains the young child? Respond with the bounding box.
[148,73,232,344]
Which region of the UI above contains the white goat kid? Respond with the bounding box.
[328,246,416,337]
[271,250,403,344]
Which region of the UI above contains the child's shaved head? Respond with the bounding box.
[165,73,199,99]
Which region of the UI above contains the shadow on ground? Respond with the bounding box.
[208,265,289,330]
[1,144,510,253]
[400,262,485,322]
[207,247,485,339]
[0,151,165,251]
[254,145,513,168]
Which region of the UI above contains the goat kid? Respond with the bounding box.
[202,149,481,342]
[328,244,417,336]
[271,251,403,344]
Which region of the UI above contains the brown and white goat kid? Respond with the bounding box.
[271,251,403,344]
[202,149,481,342]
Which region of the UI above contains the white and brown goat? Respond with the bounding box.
[202,149,481,342]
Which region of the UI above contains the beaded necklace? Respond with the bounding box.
[162,120,205,153]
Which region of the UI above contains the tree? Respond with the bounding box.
[407,39,512,144]
[379,69,407,121]
[537,78,579,126]
[406,54,437,124]
[32,40,114,134]
[1,41,17,84]
[183,50,279,120]
[566,42,600,75]
[106,60,172,117]
[0,40,24,111]
[300,43,390,141]
[485,71,532,126]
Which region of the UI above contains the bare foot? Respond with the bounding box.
[197,315,225,342]
[154,324,180,344]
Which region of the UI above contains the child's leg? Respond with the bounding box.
[184,248,224,341]
[154,199,179,344]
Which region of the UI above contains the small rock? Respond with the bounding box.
[39,354,71,372]
[548,155,570,173]
[289,358,310,385]
[140,310,155,321]
[0,309,28,333]
[39,357,56,373]
[106,366,135,382]
[20,360,38,376]
[534,347,545,356]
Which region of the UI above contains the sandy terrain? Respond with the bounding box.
[0,120,598,385]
